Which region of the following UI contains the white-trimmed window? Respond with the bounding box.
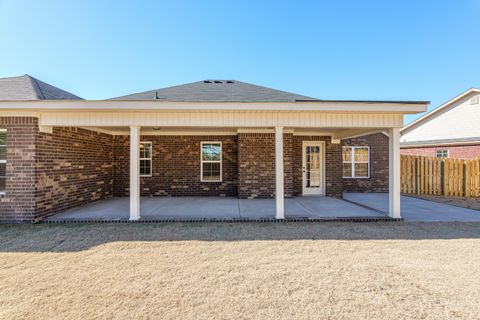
[342,146,370,178]
[436,149,449,158]
[201,142,222,182]
[139,142,152,177]
[0,129,6,194]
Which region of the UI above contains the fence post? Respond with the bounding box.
[415,157,419,194]
[440,160,445,196]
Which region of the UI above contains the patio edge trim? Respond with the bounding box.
[40,216,403,224]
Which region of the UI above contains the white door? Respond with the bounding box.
[302,141,325,195]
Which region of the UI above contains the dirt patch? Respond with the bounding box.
[1,222,480,319]
[406,194,480,211]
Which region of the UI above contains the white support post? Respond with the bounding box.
[275,126,285,219]
[388,127,401,218]
[129,126,141,220]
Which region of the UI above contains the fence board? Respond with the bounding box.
[401,155,480,198]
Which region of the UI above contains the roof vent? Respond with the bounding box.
[214,80,222,84]
[470,95,479,105]
[203,80,212,83]
[226,80,234,84]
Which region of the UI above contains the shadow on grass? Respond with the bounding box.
[1,222,480,253]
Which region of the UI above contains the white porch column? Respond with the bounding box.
[275,126,285,219]
[388,127,401,218]
[129,126,141,220]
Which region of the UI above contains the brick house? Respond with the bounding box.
[401,88,480,159]
[0,75,428,222]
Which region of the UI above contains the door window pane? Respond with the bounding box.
[305,144,321,188]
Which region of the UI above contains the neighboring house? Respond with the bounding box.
[401,88,480,159]
[0,75,428,222]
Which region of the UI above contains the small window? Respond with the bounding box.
[436,149,449,158]
[201,142,222,182]
[0,129,5,194]
[139,142,152,176]
[342,146,370,178]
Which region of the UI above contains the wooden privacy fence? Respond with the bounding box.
[401,155,480,197]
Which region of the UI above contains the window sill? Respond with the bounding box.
[343,177,370,179]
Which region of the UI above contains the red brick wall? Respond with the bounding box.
[113,135,238,197]
[0,118,115,222]
[35,127,114,218]
[342,133,389,193]
[401,145,480,159]
[0,117,37,222]
[237,133,276,198]
[283,133,294,197]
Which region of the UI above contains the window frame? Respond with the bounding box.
[342,146,370,179]
[139,141,152,177]
[200,141,222,182]
[436,149,449,158]
[0,128,6,195]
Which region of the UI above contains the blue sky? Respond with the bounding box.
[1,0,479,124]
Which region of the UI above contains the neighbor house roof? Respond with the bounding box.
[401,88,480,135]
[110,80,319,102]
[400,88,480,147]
[0,75,83,100]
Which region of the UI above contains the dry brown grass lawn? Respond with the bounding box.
[1,222,480,320]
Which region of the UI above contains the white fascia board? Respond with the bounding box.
[400,140,480,148]
[84,128,240,136]
[401,88,479,134]
[0,100,428,114]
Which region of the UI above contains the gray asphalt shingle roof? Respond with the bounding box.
[0,75,83,100]
[110,80,318,102]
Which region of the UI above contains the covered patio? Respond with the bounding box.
[46,196,387,222]
[15,86,427,223]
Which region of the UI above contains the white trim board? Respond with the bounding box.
[0,99,428,113]
[36,111,405,128]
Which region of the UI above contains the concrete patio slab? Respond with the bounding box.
[47,196,385,222]
[238,199,275,218]
[143,197,240,219]
[291,196,385,218]
[343,193,480,222]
